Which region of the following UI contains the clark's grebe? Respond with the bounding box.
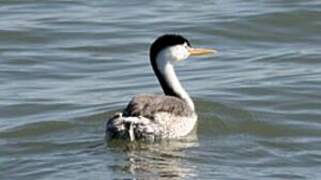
[106,34,216,141]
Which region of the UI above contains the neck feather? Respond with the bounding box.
[151,53,195,111]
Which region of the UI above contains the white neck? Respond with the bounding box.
[156,52,195,111]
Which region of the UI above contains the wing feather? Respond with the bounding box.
[123,95,193,119]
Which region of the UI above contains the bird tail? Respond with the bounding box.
[105,112,142,141]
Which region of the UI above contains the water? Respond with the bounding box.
[1,0,321,179]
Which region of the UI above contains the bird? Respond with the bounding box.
[106,34,216,141]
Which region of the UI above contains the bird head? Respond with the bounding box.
[150,34,216,64]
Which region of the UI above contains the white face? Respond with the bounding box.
[160,42,190,63]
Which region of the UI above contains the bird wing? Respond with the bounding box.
[123,95,193,119]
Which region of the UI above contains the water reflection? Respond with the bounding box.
[107,133,199,179]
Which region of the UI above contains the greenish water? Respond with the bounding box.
[1,0,321,179]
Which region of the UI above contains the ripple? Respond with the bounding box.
[1,0,321,179]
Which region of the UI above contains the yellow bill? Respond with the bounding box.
[188,47,217,56]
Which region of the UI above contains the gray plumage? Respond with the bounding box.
[124,95,193,118]
[106,95,197,141]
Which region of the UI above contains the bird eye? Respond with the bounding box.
[184,43,189,48]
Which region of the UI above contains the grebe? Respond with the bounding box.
[106,34,216,141]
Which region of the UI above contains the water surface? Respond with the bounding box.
[1,0,321,179]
